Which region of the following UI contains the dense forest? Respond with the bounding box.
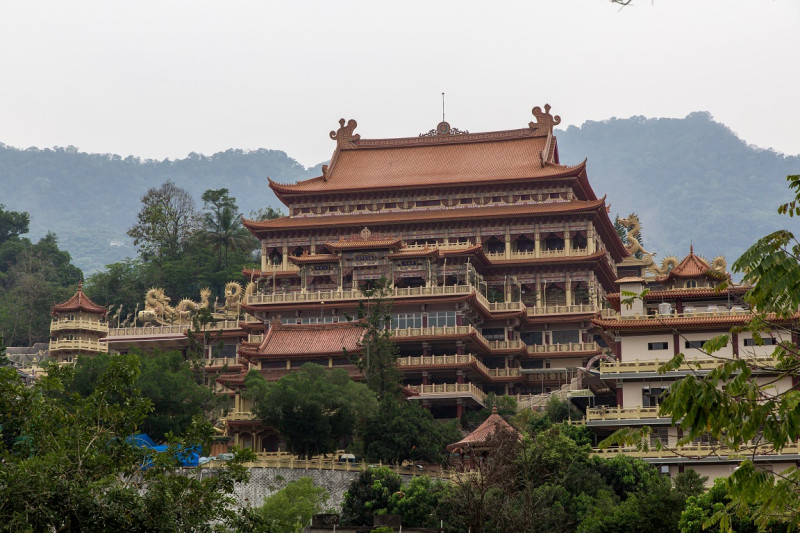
[1,112,797,274]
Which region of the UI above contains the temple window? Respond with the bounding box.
[545,285,566,306]
[486,286,504,303]
[685,280,698,288]
[572,233,588,250]
[642,387,667,407]
[544,235,565,251]
[515,236,535,253]
[521,331,543,346]
[460,198,472,204]
[269,252,281,265]
[384,203,397,208]
[417,200,441,207]
[392,313,423,329]
[573,282,590,305]
[552,329,579,344]
[485,237,504,254]
[291,246,304,257]
[356,205,367,211]
[394,277,425,289]
[481,328,505,341]
[427,311,457,328]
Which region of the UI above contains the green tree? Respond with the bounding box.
[245,363,377,458]
[360,397,458,465]
[608,175,800,530]
[0,204,30,245]
[252,477,330,533]
[340,467,402,526]
[249,206,284,221]
[349,277,401,400]
[127,181,200,262]
[69,349,215,441]
[389,476,451,529]
[0,354,253,531]
[201,188,256,269]
[679,479,766,533]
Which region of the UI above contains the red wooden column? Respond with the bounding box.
[456,399,464,419]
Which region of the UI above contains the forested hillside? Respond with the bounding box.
[0,146,321,272]
[0,112,797,274]
[557,112,800,263]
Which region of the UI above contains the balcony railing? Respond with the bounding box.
[486,367,522,378]
[403,241,474,251]
[527,342,599,354]
[398,354,475,367]
[260,263,300,273]
[226,411,256,421]
[392,325,474,339]
[248,334,264,344]
[50,319,109,333]
[49,339,106,352]
[598,357,776,375]
[406,382,487,404]
[586,406,664,421]
[107,325,185,337]
[205,357,239,367]
[593,442,800,459]
[527,303,598,316]
[601,307,753,321]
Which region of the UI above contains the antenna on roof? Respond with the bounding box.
[442,92,446,122]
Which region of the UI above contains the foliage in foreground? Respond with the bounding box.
[245,363,378,459]
[0,354,252,532]
[604,174,800,531]
[251,477,330,533]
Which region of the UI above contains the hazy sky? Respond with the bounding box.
[1,1,798,168]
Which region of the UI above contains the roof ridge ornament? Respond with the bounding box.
[330,118,360,148]
[529,103,561,134]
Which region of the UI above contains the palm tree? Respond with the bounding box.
[203,205,253,269]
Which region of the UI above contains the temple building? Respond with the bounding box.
[215,104,629,449]
[580,247,800,482]
[49,281,108,364]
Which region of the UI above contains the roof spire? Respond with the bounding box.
[442,92,446,123]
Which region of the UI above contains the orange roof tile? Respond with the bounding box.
[289,254,340,264]
[656,246,726,283]
[325,237,403,251]
[269,130,584,197]
[605,286,750,303]
[51,282,107,316]
[253,320,365,357]
[593,313,758,331]
[446,406,521,452]
[244,199,606,233]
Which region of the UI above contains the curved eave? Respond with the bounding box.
[242,197,608,238]
[592,314,757,331]
[523,312,598,325]
[267,162,587,202]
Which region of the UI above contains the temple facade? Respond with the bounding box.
[582,247,800,482]
[216,104,629,450]
[49,281,108,364]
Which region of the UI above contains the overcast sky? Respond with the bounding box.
[1,1,798,168]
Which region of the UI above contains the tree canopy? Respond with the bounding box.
[0,353,253,532]
[245,363,378,458]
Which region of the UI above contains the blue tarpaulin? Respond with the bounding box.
[127,434,200,467]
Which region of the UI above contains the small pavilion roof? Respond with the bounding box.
[51,282,107,316]
[446,406,521,452]
[251,320,365,358]
[656,246,726,283]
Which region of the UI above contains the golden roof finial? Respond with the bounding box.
[529,103,561,135]
[330,118,360,148]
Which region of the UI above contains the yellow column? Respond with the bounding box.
[261,241,268,271]
[504,228,511,259]
[587,223,596,254]
[534,233,541,258]
[282,243,288,270]
[564,230,571,257]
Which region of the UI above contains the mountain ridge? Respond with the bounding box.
[1,112,797,274]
